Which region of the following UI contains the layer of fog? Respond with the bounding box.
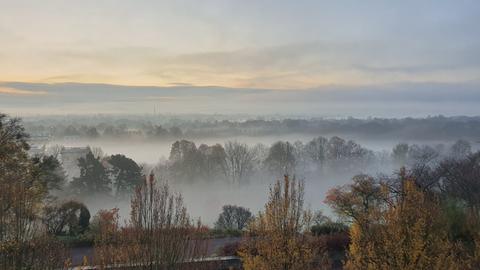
[46,135,454,164]
[48,134,470,225]
[80,171,358,226]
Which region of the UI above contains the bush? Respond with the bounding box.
[57,233,95,248]
[314,232,350,253]
[311,222,348,236]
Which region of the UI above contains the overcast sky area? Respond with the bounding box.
[0,0,479,117]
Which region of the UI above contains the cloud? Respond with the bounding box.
[1,81,479,117]
[0,87,48,96]
[0,1,479,89]
[10,39,473,89]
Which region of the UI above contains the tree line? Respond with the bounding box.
[25,115,480,141]
[37,134,474,199]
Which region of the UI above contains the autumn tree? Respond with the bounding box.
[239,175,314,270]
[92,208,125,267]
[0,113,67,269]
[325,174,385,228]
[351,179,458,269]
[326,172,464,269]
[94,174,208,269]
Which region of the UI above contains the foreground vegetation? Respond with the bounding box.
[1,112,480,269]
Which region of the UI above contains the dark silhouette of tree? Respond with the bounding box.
[408,144,440,167]
[43,200,90,236]
[169,126,182,137]
[215,205,253,231]
[305,136,328,169]
[70,151,110,195]
[151,125,168,138]
[32,155,66,192]
[198,143,227,181]
[63,125,80,136]
[108,154,144,197]
[86,127,100,138]
[450,139,472,160]
[168,140,203,182]
[264,141,296,175]
[439,152,480,216]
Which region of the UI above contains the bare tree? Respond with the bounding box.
[224,141,255,185]
[449,139,472,160]
[305,136,328,170]
[94,173,208,269]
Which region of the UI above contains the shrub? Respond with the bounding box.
[311,221,348,236]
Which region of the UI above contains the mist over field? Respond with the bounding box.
[2,1,480,268]
[20,115,478,225]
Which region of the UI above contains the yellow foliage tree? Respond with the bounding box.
[239,175,314,270]
[345,179,458,270]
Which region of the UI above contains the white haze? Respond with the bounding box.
[47,134,463,225]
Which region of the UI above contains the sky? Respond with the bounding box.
[0,1,479,116]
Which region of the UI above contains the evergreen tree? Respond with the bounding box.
[32,155,67,192]
[108,154,143,197]
[71,151,110,195]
